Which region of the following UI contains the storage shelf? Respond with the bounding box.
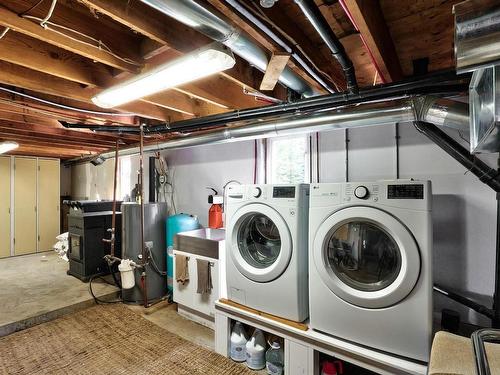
[215,300,427,375]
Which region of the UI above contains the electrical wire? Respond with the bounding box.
[0,27,9,40]
[0,86,137,116]
[19,0,45,16]
[20,15,142,67]
[146,246,167,276]
[39,0,57,28]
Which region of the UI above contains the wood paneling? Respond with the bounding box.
[14,157,37,255]
[38,159,60,252]
[0,156,10,258]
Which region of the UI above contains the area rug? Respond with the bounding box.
[0,304,252,375]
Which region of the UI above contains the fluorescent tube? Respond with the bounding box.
[92,43,236,108]
[0,141,19,154]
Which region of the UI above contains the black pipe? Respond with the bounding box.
[494,188,500,328]
[414,122,500,192]
[434,285,494,320]
[59,121,168,134]
[294,0,357,93]
[167,71,470,133]
[149,156,156,203]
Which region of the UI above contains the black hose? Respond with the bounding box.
[89,275,123,304]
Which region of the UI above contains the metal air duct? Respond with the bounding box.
[140,0,318,97]
[72,96,468,163]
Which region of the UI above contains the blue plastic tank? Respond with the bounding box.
[166,214,200,293]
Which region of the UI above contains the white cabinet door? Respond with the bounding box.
[194,260,218,317]
[173,251,196,307]
[173,250,219,317]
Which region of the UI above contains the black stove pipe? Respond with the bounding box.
[414,122,500,192]
[415,121,500,327]
[167,71,469,133]
[294,0,358,93]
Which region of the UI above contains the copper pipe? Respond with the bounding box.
[139,124,148,308]
[110,139,119,257]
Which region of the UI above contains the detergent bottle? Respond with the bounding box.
[230,322,248,362]
[246,328,266,370]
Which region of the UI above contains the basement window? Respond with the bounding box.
[267,135,311,184]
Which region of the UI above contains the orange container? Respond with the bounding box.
[208,204,223,229]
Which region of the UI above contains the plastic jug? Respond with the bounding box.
[246,328,266,370]
[265,340,284,375]
[230,322,248,362]
[321,360,344,375]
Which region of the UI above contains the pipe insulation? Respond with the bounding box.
[68,96,469,164]
[140,0,318,97]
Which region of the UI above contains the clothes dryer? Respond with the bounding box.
[309,181,432,362]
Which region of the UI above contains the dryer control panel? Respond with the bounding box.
[310,180,431,210]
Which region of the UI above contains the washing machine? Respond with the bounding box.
[309,180,432,362]
[225,184,309,322]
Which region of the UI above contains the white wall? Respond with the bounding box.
[70,124,498,325]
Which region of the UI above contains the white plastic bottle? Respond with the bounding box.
[266,340,284,375]
[246,328,266,370]
[230,322,248,362]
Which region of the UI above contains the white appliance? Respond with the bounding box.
[309,180,432,362]
[225,184,309,322]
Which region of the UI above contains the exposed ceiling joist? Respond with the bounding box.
[342,0,403,82]
[0,5,139,72]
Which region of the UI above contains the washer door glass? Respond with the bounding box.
[313,206,421,309]
[238,213,281,269]
[229,203,292,283]
[326,221,401,292]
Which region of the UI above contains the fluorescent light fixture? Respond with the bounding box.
[0,141,19,154]
[92,43,236,108]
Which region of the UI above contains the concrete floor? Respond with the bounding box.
[0,251,118,336]
[0,252,265,373]
[127,302,215,350]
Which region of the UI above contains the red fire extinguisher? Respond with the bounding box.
[207,188,224,229]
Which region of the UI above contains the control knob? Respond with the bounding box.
[252,187,262,198]
[354,186,369,199]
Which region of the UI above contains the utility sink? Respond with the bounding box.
[173,228,225,259]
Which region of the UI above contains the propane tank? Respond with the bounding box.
[207,187,224,229]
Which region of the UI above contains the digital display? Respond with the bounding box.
[388,184,424,199]
[273,186,296,198]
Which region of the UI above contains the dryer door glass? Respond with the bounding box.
[325,221,401,292]
[237,213,281,269]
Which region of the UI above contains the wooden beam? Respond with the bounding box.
[0,132,108,152]
[260,53,291,91]
[0,6,139,72]
[0,31,111,87]
[342,0,403,82]
[0,118,122,146]
[0,61,185,121]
